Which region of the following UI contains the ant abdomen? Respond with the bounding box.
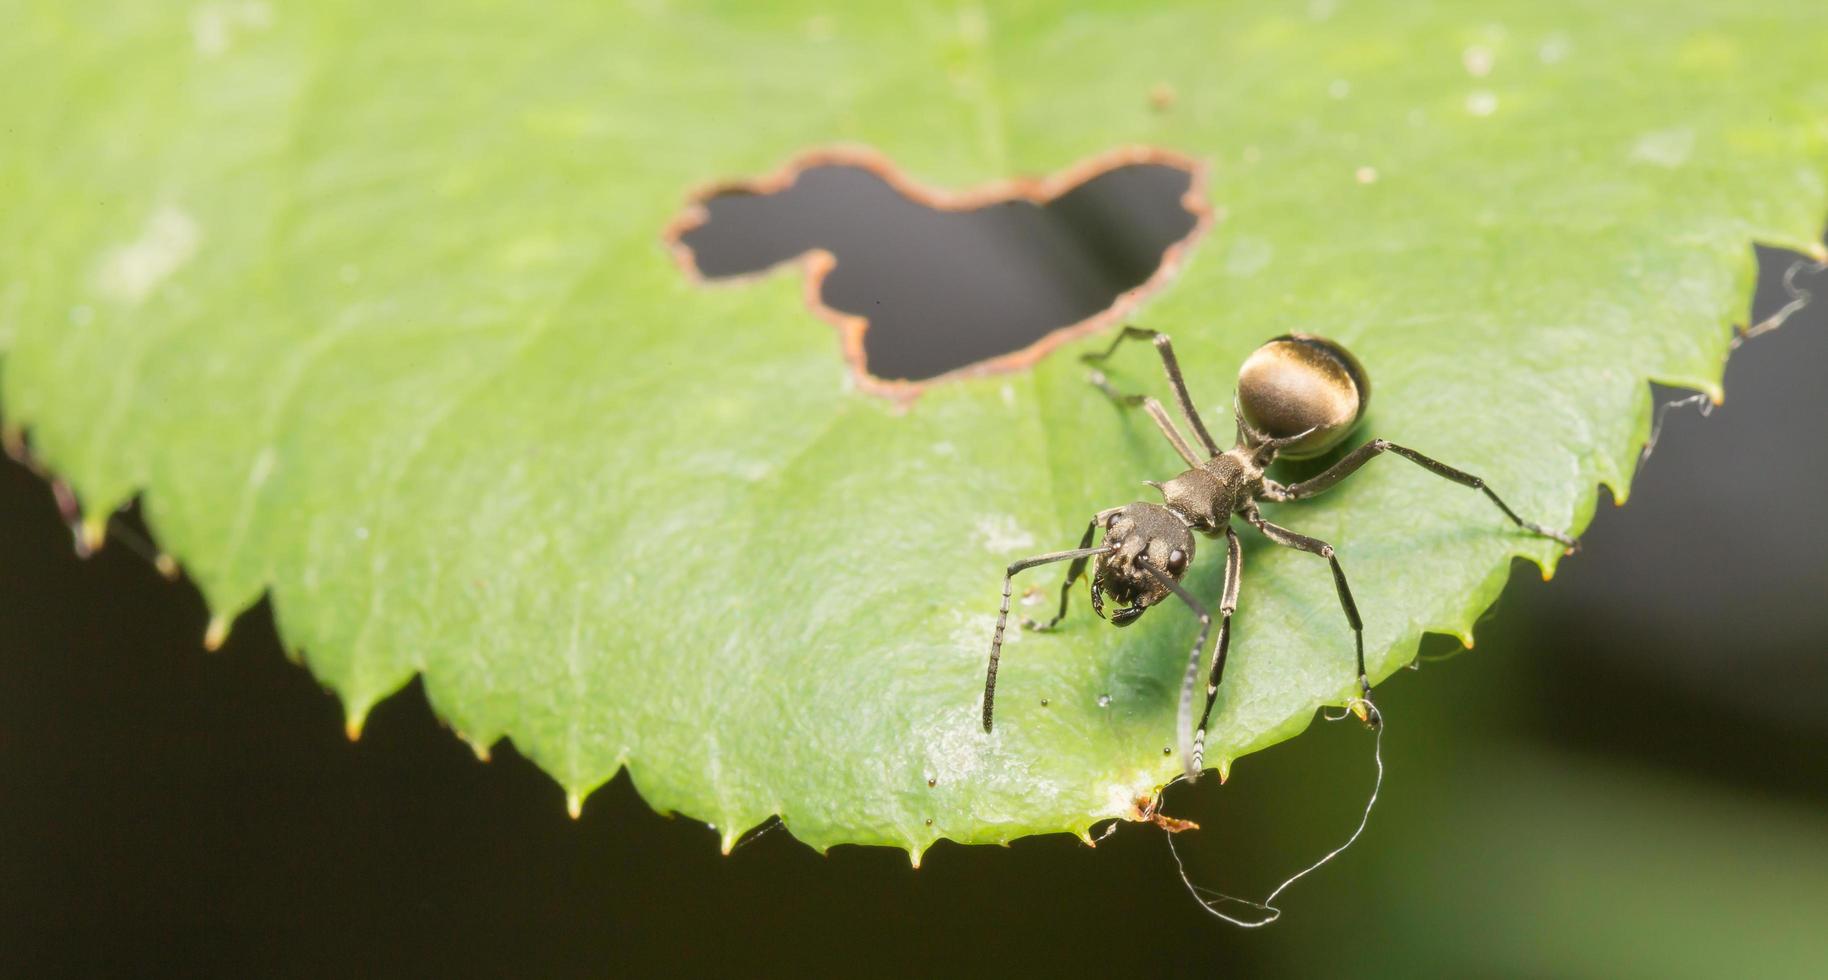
[1237,334,1370,460]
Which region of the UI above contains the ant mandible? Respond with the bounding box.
[981,328,1578,780]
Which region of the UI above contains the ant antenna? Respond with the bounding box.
[1167,704,1385,927]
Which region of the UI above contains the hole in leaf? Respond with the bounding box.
[666,148,1211,397]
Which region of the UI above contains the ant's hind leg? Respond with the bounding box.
[1083,327,1222,455]
[1244,510,1380,729]
[984,541,1112,733]
[1271,439,1577,549]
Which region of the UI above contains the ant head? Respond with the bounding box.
[1094,503,1195,624]
[1236,334,1370,460]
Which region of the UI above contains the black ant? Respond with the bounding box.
[981,328,1577,780]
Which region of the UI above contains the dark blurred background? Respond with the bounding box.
[3,205,1826,975]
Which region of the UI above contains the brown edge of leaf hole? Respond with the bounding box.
[661,144,1217,406]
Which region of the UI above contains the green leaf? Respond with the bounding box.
[3,1,1825,858]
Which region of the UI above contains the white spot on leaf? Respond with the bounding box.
[1539,33,1571,64]
[1465,90,1499,117]
[951,610,1014,655]
[924,705,990,787]
[1462,45,1494,77]
[1327,79,1351,99]
[248,446,278,489]
[97,206,201,304]
[191,1,273,58]
[1630,127,1695,169]
[956,6,987,44]
[1101,772,1159,820]
[977,514,1035,554]
[1223,236,1274,278]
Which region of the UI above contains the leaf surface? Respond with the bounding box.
[3,0,1826,855]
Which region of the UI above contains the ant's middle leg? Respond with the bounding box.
[1083,326,1222,455]
[1243,508,1380,728]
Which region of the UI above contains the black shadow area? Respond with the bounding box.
[676,160,1201,382]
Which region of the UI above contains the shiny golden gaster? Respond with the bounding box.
[1237,334,1370,460]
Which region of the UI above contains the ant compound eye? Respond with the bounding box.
[1237,334,1370,460]
[1106,512,1122,529]
[1166,548,1187,574]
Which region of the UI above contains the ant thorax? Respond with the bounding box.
[1153,450,1262,531]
